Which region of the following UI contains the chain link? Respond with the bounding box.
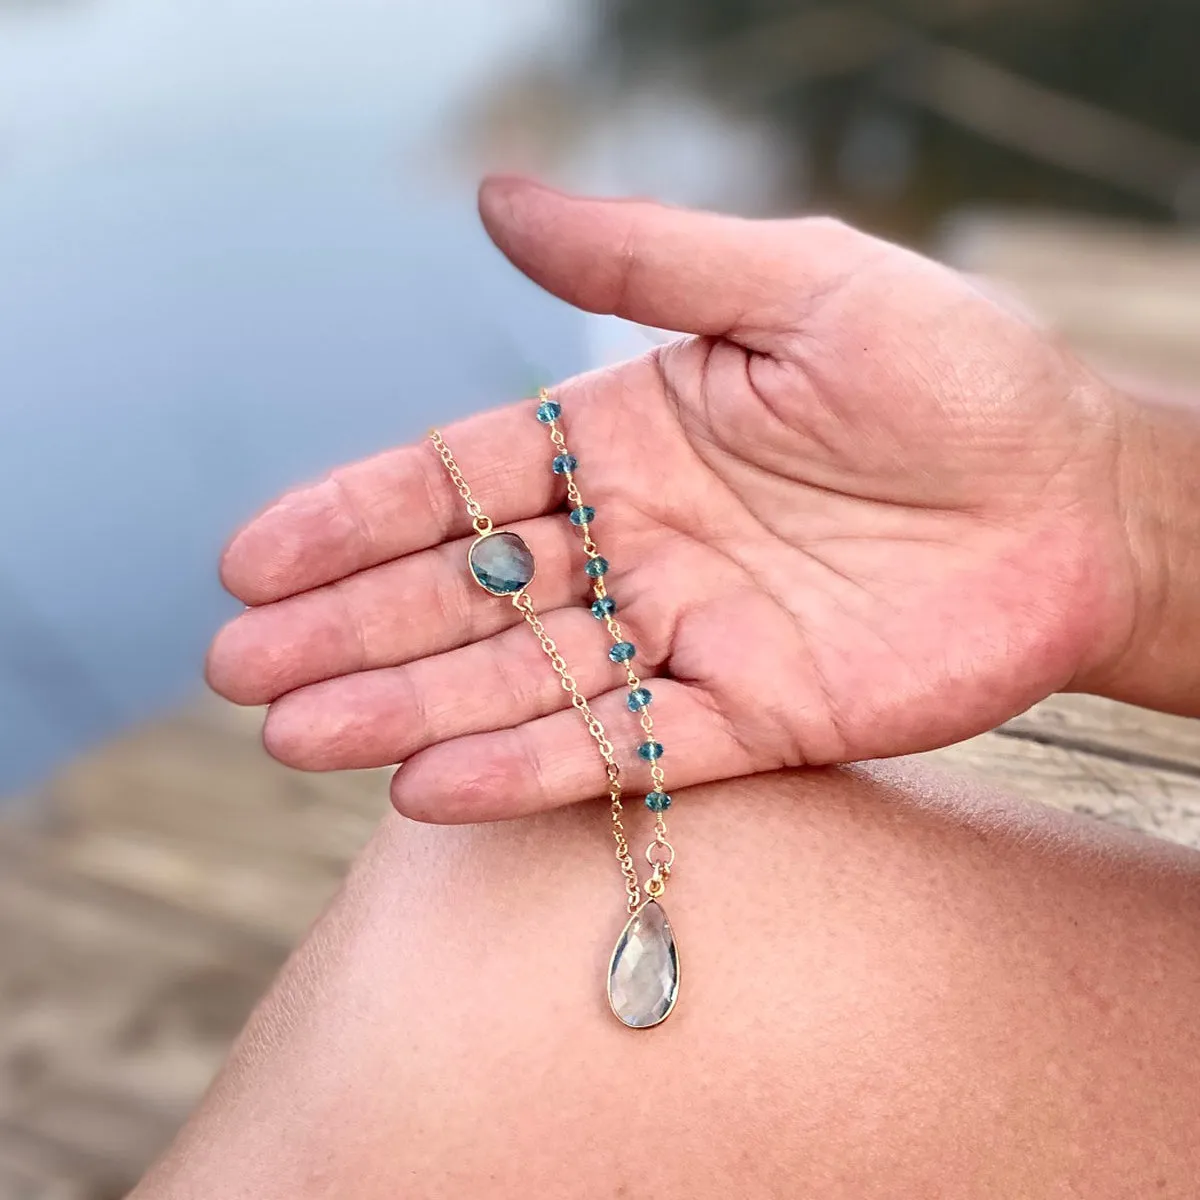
[429,428,493,536]
[511,593,643,912]
[537,389,674,893]
[430,425,645,912]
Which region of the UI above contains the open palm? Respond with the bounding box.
[208,178,1136,821]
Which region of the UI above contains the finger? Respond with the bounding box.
[207,514,585,706]
[260,605,656,771]
[389,678,760,823]
[478,175,869,348]
[220,401,561,606]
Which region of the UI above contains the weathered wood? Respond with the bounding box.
[1002,693,1200,777]
[0,832,281,1194]
[26,700,383,942]
[0,1123,118,1200]
[921,728,1200,847]
[944,213,1200,384]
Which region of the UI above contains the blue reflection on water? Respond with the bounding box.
[0,0,583,791]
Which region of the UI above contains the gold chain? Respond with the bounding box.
[429,429,493,538]
[510,593,642,911]
[428,427,647,913]
[539,393,674,898]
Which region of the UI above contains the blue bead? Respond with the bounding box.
[591,597,617,620]
[585,556,609,578]
[552,453,577,474]
[535,399,561,423]
[645,791,672,812]
[609,641,636,664]
[637,741,664,761]
[569,505,595,526]
[627,687,652,711]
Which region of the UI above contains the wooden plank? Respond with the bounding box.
[43,828,348,946]
[1002,694,1200,776]
[0,1124,117,1200]
[921,729,1200,848]
[943,213,1200,384]
[0,834,280,1190]
[42,712,383,866]
[20,698,381,938]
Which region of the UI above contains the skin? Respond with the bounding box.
[131,766,1200,1198]
[208,178,1199,826]
[167,182,1200,1194]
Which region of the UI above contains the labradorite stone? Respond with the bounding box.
[607,900,679,1029]
[469,531,535,595]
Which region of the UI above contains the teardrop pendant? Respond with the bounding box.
[607,899,680,1029]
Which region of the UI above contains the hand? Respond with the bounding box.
[207,178,1141,822]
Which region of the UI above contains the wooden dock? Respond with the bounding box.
[2,214,1199,1198]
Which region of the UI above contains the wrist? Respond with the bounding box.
[1078,384,1200,714]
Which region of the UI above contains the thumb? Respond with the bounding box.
[478,176,851,347]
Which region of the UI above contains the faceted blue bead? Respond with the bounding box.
[535,400,561,423]
[468,531,535,596]
[609,641,636,664]
[627,687,652,711]
[591,597,617,620]
[569,505,595,526]
[637,741,664,761]
[552,453,577,474]
[585,556,609,578]
[645,791,672,812]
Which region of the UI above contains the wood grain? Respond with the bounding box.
[921,726,1200,847]
[1000,693,1200,776]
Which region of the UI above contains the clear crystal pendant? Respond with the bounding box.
[607,900,680,1029]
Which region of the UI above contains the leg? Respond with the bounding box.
[131,762,1200,1198]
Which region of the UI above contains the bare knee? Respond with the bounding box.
[135,764,1200,1199]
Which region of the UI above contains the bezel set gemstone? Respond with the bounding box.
[607,900,680,1029]
[467,530,536,596]
[529,392,680,1031]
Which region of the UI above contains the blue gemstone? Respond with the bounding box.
[591,597,617,620]
[637,741,664,761]
[585,556,609,578]
[645,791,672,812]
[468,531,535,595]
[569,506,595,526]
[535,400,561,423]
[552,454,577,474]
[627,687,652,711]
[609,641,636,664]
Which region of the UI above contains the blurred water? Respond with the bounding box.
[0,0,588,793]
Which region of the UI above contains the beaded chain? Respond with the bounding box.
[429,390,681,1029]
[534,387,675,907]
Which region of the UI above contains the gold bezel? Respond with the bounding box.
[606,899,680,1030]
[467,529,536,597]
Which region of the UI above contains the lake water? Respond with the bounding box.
[0,0,592,792]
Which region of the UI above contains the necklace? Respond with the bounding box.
[429,388,680,1029]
